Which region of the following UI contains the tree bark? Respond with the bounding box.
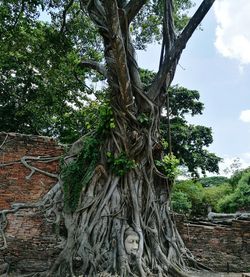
[44,0,216,276]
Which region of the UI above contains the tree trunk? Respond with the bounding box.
[46,96,199,276]
[48,140,196,276]
[44,1,215,276]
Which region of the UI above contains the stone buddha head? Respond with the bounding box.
[124,227,139,255]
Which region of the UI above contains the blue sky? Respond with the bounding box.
[137,0,250,174]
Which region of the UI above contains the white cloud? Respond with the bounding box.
[219,155,250,177]
[214,0,250,65]
[240,110,250,123]
[242,152,250,160]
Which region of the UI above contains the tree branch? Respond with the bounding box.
[78,60,107,78]
[60,0,75,33]
[12,0,25,29]
[103,0,134,108]
[160,0,176,66]
[125,0,147,24]
[148,0,215,100]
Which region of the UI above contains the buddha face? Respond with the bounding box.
[124,231,139,255]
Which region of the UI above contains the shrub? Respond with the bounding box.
[204,183,232,212]
[172,180,205,215]
[171,191,192,214]
[217,171,250,213]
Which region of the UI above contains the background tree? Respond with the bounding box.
[171,169,250,216]
[199,176,228,187]
[217,168,250,212]
[140,70,221,176]
[0,0,215,276]
[166,86,221,176]
[0,1,102,142]
[172,180,205,216]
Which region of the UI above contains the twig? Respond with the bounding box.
[0,134,8,150]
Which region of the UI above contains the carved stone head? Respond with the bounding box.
[124,228,139,255]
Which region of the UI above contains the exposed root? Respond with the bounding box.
[0,154,62,251]
[46,163,201,277]
[0,203,38,250]
[20,156,60,180]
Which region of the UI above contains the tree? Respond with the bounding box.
[0,4,101,143]
[172,180,205,216]
[163,85,221,176]
[139,71,221,176]
[203,182,232,212]
[217,168,250,212]
[171,191,192,214]
[199,176,229,187]
[0,0,215,276]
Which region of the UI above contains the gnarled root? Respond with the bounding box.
[47,166,199,277]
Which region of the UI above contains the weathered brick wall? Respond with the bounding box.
[0,132,249,274]
[0,132,64,274]
[176,217,250,272]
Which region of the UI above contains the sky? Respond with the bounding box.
[137,0,250,175]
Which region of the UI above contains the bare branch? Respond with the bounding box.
[79,60,107,78]
[0,134,8,150]
[148,0,215,100]
[125,0,147,24]
[160,0,176,67]
[60,0,75,33]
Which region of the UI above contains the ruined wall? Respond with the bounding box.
[0,132,64,274]
[176,217,250,272]
[0,132,249,274]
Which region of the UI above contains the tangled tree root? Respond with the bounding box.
[44,165,204,277]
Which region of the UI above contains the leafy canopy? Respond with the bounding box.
[0,0,221,176]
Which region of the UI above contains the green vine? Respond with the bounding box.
[137,112,151,127]
[106,152,137,176]
[98,103,116,132]
[155,154,180,181]
[61,99,116,212]
[61,136,100,212]
[84,100,116,135]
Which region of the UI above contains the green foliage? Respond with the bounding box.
[137,113,151,127]
[155,154,180,180]
[229,167,250,189]
[217,171,250,213]
[172,180,205,215]
[139,69,156,91]
[106,152,136,176]
[139,70,221,176]
[171,191,192,214]
[0,19,87,141]
[199,176,229,187]
[172,170,250,216]
[204,183,232,211]
[161,85,221,177]
[61,136,100,212]
[168,85,204,117]
[97,102,116,133]
[132,0,194,49]
[0,1,102,143]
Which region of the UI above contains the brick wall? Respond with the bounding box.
[176,217,250,272]
[0,132,64,274]
[0,132,249,274]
